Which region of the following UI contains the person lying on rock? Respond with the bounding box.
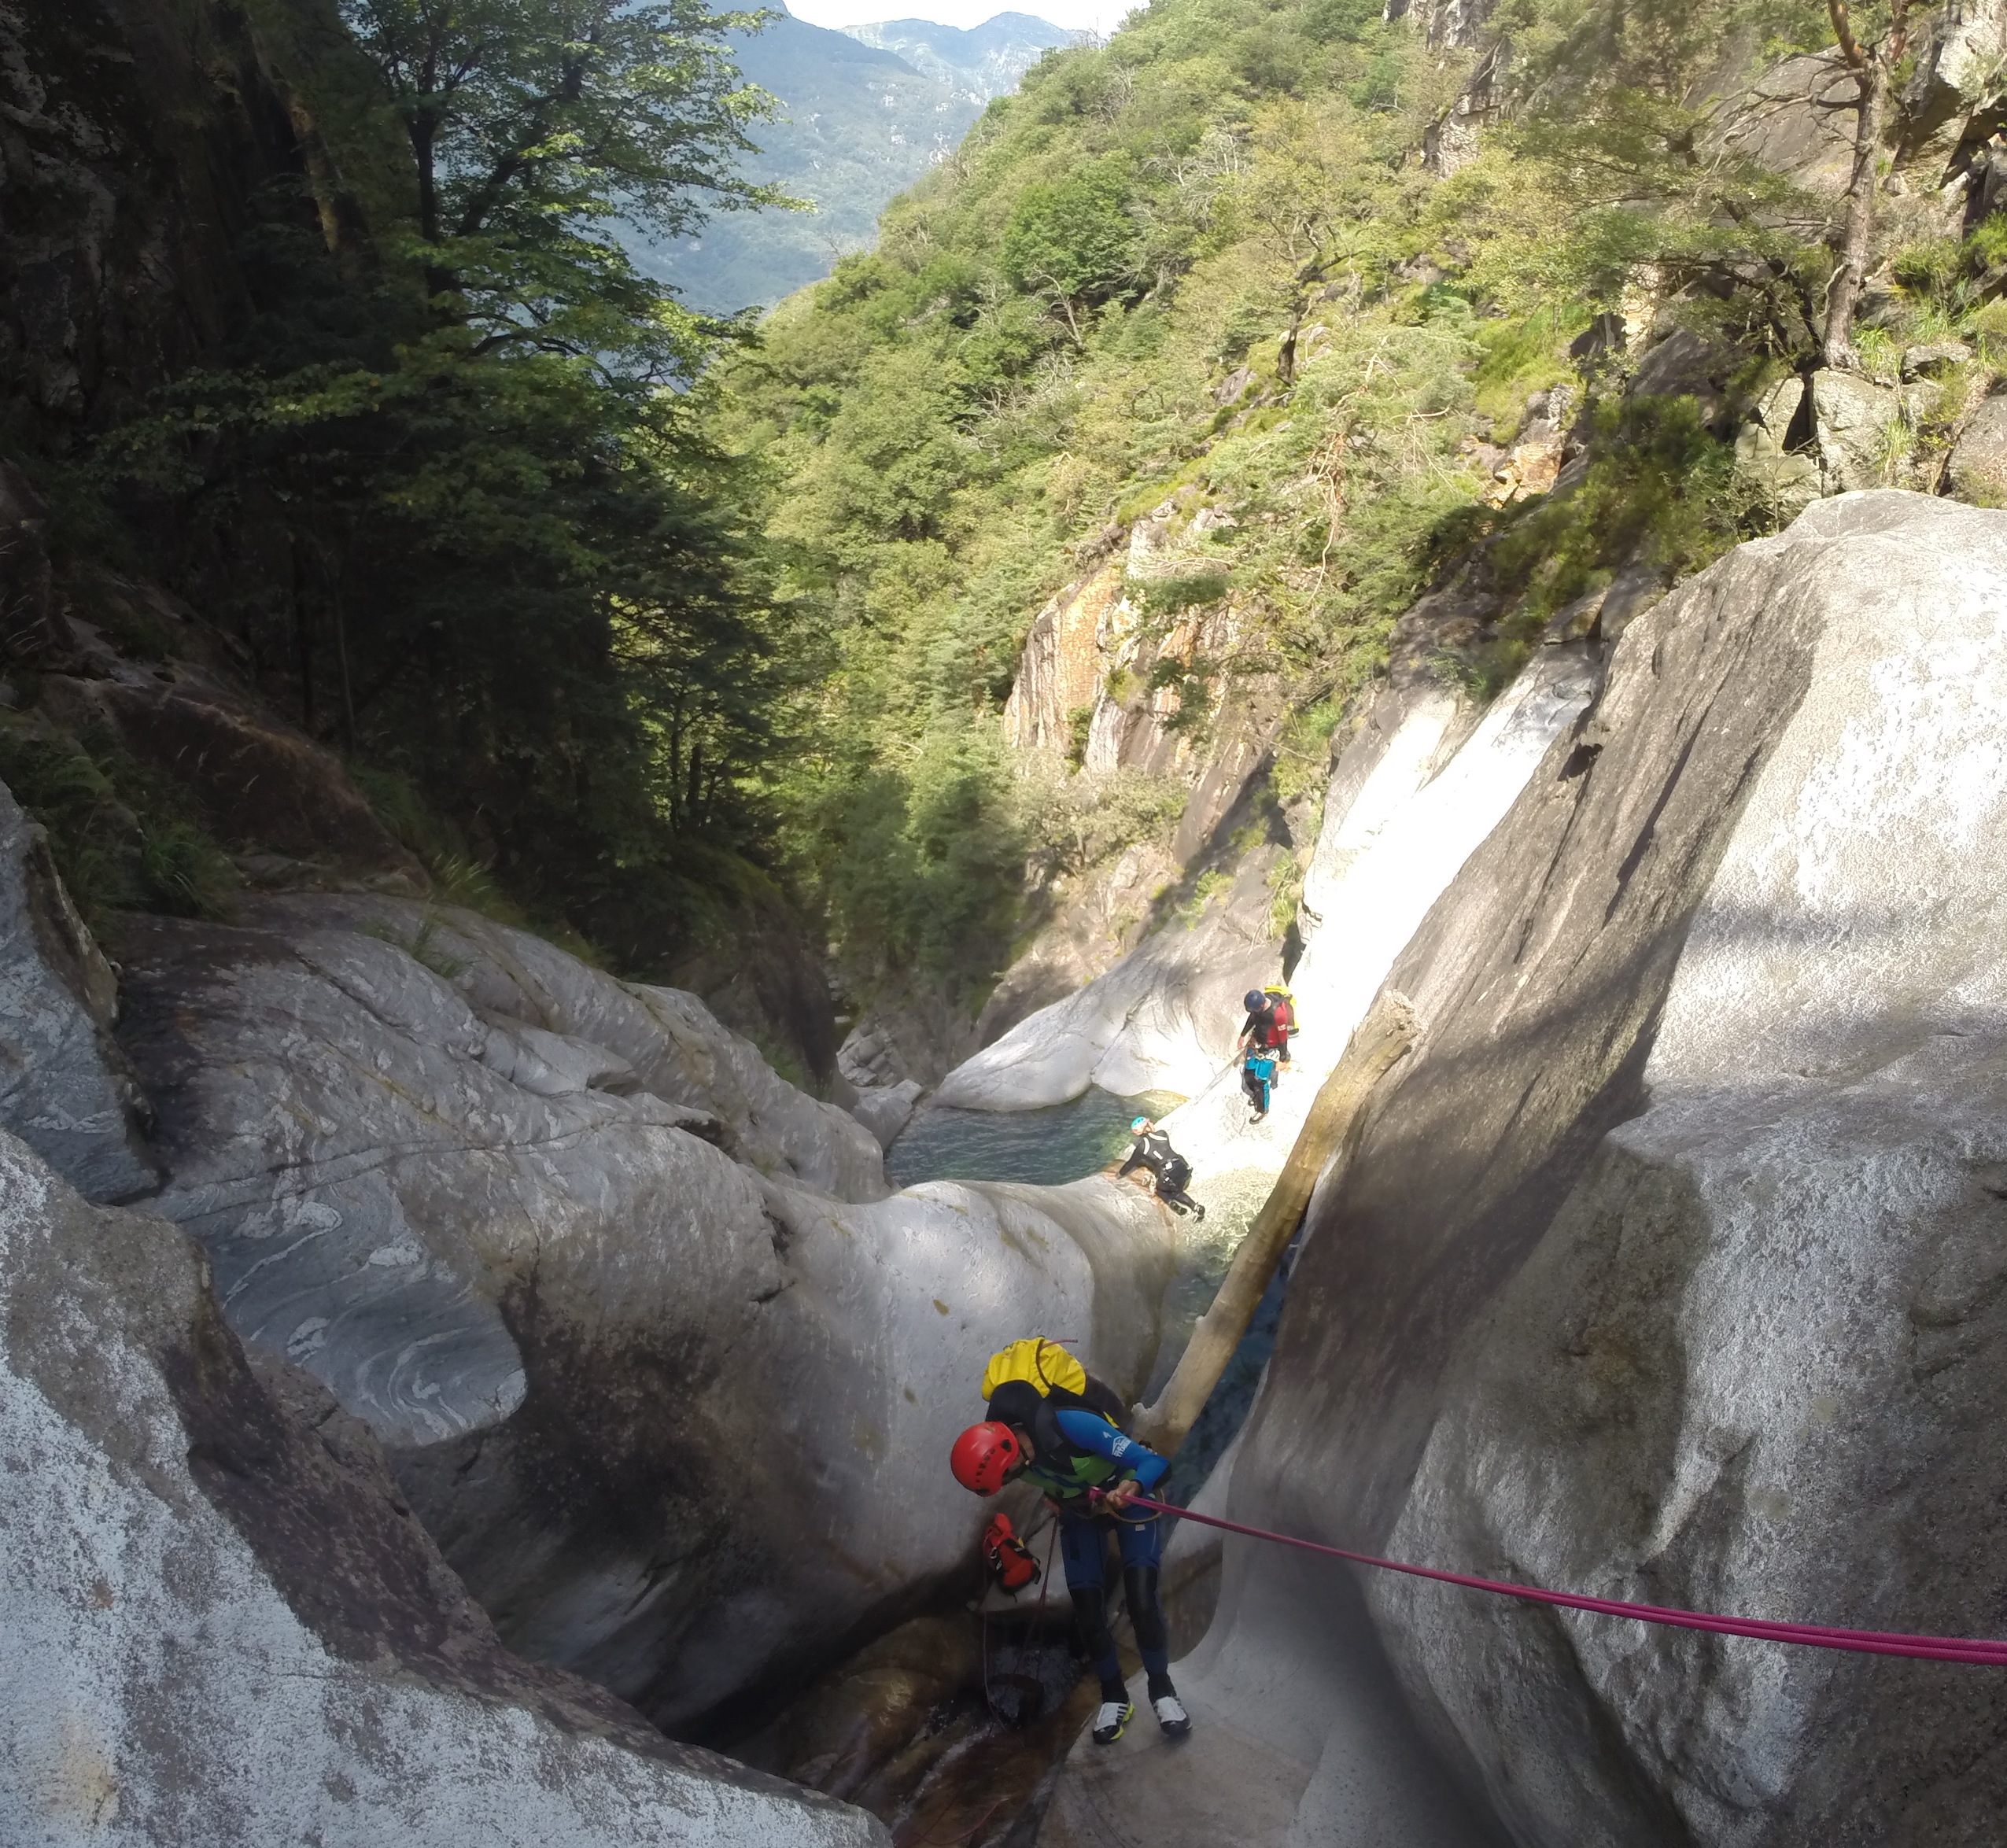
[1118,1116,1205,1219]
[950,1338,1192,1746]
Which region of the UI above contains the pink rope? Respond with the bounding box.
[1117,1494,2007,1664]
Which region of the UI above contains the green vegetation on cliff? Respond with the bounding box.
[714,0,2007,1010]
[15,0,2007,1061]
[8,0,810,978]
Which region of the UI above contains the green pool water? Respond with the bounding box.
[885,1085,1186,1189]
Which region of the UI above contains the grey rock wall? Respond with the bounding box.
[113,892,1176,1735]
[1203,491,2007,1843]
[0,781,156,1202]
[0,1127,885,1848]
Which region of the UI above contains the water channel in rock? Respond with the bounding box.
[886,1085,1286,1502]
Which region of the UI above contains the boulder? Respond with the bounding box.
[1902,0,2007,167]
[1902,338,1972,380]
[1809,369,1938,495]
[930,847,1282,1112]
[1628,325,1735,426]
[1734,374,1822,519]
[0,779,157,1201]
[1148,492,2007,1845]
[1949,389,2007,503]
[1367,489,2007,1846]
[848,1077,924,1149]
[0,1127,884,1848]
[1810,367,1897,492]
[113,893,1176,1732]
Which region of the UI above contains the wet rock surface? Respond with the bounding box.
[0,780,157,1202]
[0,1128,885,1848]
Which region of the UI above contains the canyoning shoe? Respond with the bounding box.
[1092,1699,1134,1744]
[1152,1693,1191,1736]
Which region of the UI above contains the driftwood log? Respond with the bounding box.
[1131,988,1418,1456]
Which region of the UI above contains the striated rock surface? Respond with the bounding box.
[0,780,157,1201]
[115,892,1176,1733]
[0,1127,885,1848]
[1126,491,2007,1845]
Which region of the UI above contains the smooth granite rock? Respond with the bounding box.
[1166,491,2007,1845]
[0,779,157,1202]
[929,848,1282,1112]
[0,1128,885,1848]
[113,894,1177,1734]
[1161,645,1598,1186]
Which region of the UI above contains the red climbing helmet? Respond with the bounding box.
[950,1421,1023,1495]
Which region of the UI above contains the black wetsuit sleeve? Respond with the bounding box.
[1117,1142,1146,1178]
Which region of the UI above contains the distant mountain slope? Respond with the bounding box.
[843,13,1073,103]
[625,9,1066,315]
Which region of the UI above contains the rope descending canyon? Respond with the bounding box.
[1109,1493,2007,1665]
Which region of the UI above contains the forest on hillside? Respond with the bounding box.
[8,0,2007,1067]
[718,0,1994,1021]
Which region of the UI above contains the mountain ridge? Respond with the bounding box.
[628,7,1069,314]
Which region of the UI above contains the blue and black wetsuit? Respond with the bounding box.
[988,1379,1177,1703]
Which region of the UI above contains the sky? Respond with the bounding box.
[785,0,1142,42]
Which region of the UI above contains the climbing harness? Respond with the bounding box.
[1101,1492,2007,1664]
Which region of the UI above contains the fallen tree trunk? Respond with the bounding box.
[1131,988,1418,1456]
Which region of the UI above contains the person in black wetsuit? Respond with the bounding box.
[1238,987,1293,1068]
[1118,1116,1205,1219]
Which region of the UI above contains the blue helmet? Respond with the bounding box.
[1244,989,1266,1010]
[1131,1116,1152,1134]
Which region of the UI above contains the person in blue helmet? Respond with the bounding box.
[1118,1116,1204,1219]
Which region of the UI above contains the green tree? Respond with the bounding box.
[344,0,786,374]
[1821,0,1913,367]
[96,0,802,964]
[1002,159,1142,342]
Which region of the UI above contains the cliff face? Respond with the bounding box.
[0,0,398,451]
[1044,492,2007,1846]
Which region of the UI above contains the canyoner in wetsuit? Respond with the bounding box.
[1118,1117,1205,1219]
[949,1339,1191,1745]
[1239,987,1296,1067]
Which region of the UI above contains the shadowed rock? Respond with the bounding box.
[1154,491,2007,1844]
[0,1128,887,1847]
